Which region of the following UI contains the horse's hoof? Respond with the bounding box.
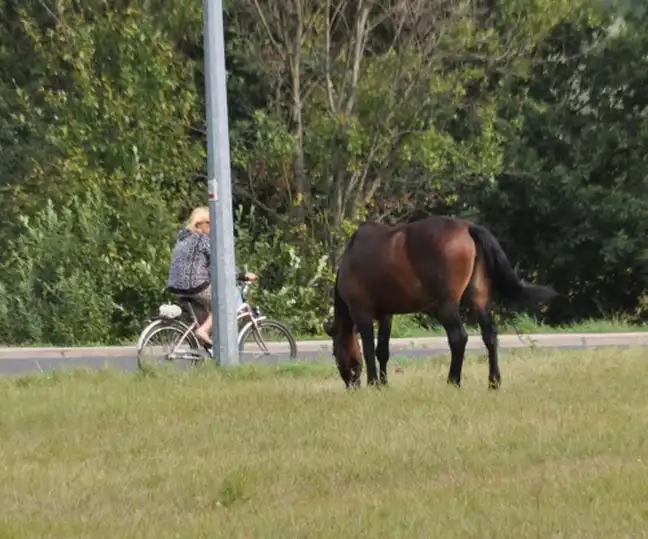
[488,381,501,391]
[446,378,461,388]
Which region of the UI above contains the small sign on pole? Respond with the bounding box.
[208,178,219,200]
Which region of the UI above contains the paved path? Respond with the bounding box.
[0,332,647,375]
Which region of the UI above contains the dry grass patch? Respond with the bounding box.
[0,348,647,538]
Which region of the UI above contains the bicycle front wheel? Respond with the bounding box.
[137,320,203,372]
[238,319,298,361]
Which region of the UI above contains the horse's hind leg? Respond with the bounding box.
[432,303,468,388]
[376,315,393,385]
[465,262,501,390]
[477,308,500,390]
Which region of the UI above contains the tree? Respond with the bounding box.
[225,0,596,248]
[476,8,648,321]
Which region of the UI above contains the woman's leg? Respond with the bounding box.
[193,285,213,345]
[196,314,213,345]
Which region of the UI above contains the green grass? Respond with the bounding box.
[295,314,648,341]
[1,348,647,538]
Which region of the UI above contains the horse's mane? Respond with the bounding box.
[344,227,362,251]
[331,222,370,269]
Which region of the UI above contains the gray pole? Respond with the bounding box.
[203,0,239,365]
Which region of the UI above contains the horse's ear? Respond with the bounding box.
[323,320,335,337]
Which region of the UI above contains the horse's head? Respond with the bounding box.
[322,318,362,388]
[322,318,338,359]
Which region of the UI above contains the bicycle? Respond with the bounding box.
[136,280,298,370]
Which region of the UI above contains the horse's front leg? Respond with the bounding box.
[376,315,393,385]
[355,319,378,386]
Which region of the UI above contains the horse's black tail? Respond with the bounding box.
[468,223,558,305]
[323,269,352,337]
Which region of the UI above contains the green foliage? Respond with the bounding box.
[475,8,648,322]
[0,2,205,244]
[0,191,115,344]
[1,0,647,345]
[234,207,334,335]
[0,186,176,345]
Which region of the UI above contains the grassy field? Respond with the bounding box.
[1,348,647,538]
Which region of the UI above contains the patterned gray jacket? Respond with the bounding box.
[167,229,244,295]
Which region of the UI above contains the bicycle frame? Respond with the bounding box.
[139,281,268,362]
[235,282,269,347]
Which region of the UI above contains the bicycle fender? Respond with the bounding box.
[237,316,267,347]
[136,319,167,352]
[145,314,172,323]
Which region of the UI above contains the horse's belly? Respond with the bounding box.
[374,278,434,314]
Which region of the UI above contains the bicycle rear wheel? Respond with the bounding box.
[137,320,204,372]
[238,319,298,361]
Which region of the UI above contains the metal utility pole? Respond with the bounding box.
[203,0,239,366]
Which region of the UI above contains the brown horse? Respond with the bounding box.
[323,215,558,390]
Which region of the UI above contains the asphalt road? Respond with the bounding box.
[1,332,647,376]
[0,350,376,375]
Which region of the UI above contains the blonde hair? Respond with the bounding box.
[185,206,210,233]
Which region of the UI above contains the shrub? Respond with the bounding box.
[0,186,177,345]
[234,206,334,335]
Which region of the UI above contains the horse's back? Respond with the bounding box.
[340,216,472,274]
[337,216,476,315]
[339,221,406,270]
[344,215,459,245]
[404,216,476,301]
[405,216,474,261]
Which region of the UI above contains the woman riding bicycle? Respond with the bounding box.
[167,206,257,346]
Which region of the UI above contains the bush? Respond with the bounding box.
[234,206,334,336]
[0,186,177,346]
[0,194,117,345]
